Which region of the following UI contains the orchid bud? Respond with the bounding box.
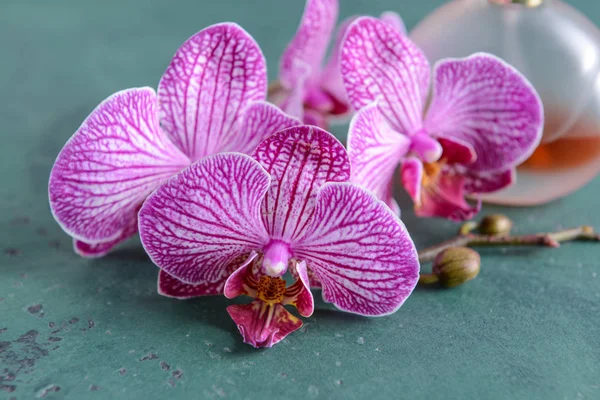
[479,214,513,236]
[432,247,481,288]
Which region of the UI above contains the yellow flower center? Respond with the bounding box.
[421,161,442,187]
[256,276,286,305]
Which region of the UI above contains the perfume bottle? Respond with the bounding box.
[410,0,600,205]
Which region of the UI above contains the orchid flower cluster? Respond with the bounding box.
[48,0,543,348]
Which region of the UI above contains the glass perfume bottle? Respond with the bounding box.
[410,0,600,205]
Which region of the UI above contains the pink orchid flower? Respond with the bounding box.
[271,0,407,130]
[340,17,544,221]
[48,23,300,257]
[138,126,419,348]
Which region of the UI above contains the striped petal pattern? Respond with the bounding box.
[227,101,301,154]
[73,217,139,258]
[158,23,267,161]
[425,54,543,172]
[49,88,189,245]
[138,153,270,284]
[294,183,419,316]
[279,0,338,89]
[347,103,410,215]
[341,17,430,134]
[253,125,350,242]
[158,252,258,299]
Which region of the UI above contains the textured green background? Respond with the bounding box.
[1,0,599,399]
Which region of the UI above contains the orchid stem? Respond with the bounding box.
[417,225,599,263]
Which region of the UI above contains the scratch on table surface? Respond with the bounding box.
[0,316,92,394]
[1,330,52,388]
[1,384,16,393]
[36,384,60,398]
[139,352,159,361]
[172,369,183,380]
[42,284,64,293]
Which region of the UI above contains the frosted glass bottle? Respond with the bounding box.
[410,0,600,205]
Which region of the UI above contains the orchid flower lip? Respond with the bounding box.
[431,52,545,172]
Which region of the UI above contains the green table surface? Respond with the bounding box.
[1,0,599,399]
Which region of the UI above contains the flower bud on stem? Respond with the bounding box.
[417,214,600,288]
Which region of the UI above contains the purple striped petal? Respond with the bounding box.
[158,23,267,161]
[226,101,301,154]
[279,0,338,89]
[227,301,302,348]
[424,53,543,172]
[320,11,406,109]
[49,88,189,245]
[294,183,419,316]
[158,270,220,299]
[319,17,354,108]
[223,252,260,299]
[380,11,407,35]
[341,17,430,133]
[138,153,270,284]
[283,261,314,317]
[463,168,515,194]
[290,262,322,288]
[252,125,351,242]
[348,104,410,215]
[73,217,138,258]
[160,252,259,299]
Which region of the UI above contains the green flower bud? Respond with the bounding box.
[479,214,513,236]
[432,247,481,288]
